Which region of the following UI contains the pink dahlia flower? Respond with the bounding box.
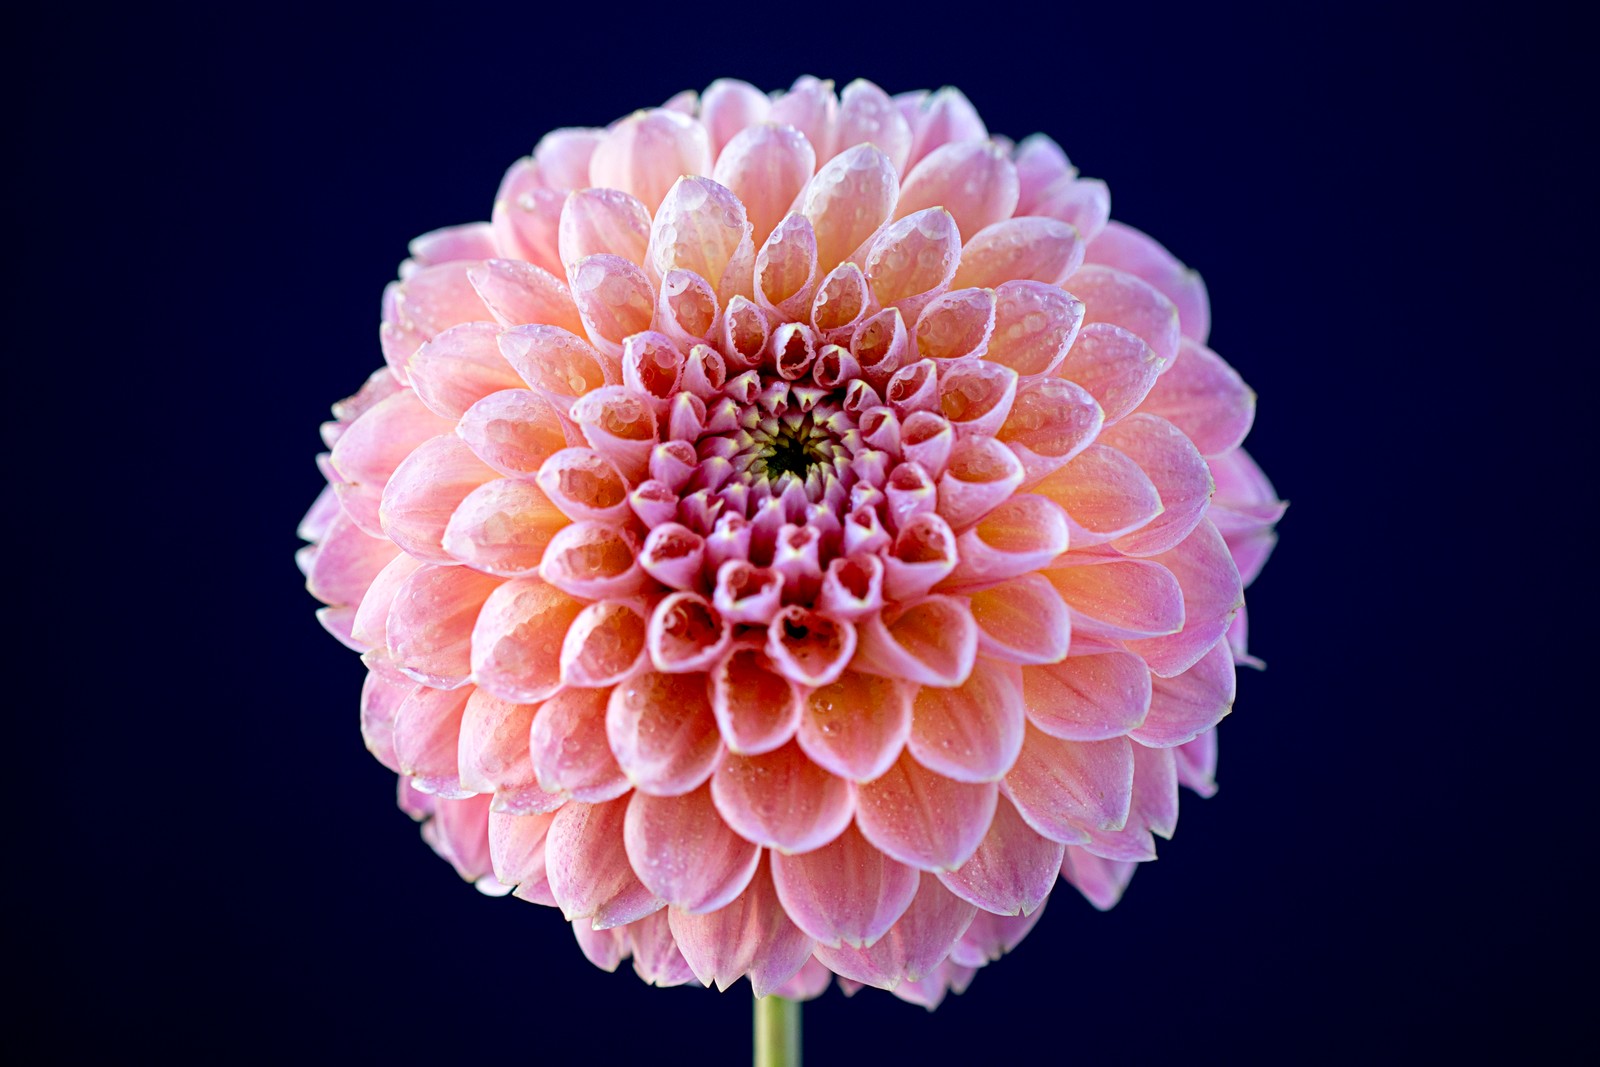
[298,76,1282,1009]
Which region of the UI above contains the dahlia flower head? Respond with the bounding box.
[298,77,1282,1008]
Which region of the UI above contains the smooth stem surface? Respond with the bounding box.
[754,995,800,1067]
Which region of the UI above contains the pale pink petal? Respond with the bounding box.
[1138,337,1254,456]
[853,596,978,689]
[984,280,1085,378]
[701,78,771,155]
[545,797,664,928]
[998,378,1104,487]
[466,259,587,335]
[625,909,697,987]
[407,322,524,420]
[1044,556,1184,641]
[488,809,557,904]
[391,259,494,343]
[329,390,454,536]
[710,643,804,755]
[606,670,723,796]
[811,261,874,342]
[534,127,600,189]
[538,521,650,600]
[1175,727,1219,797]
[409,222,496,266]
[769,823,920,948]
[836,78,912,173]
[953,217,1085,291]
[558,188,652,269]
[360,667,411,772]
[393,684,471,787]
[1124,519,1243,678]
[456,389,569,479]
[567,254,656,357]
[936,794,1064,916]
[1022,651,1152,741]
[713,124,816,247]
[712,740,855,854]
[797,669,915,783]
[1055,321,1163,425]
[1013,134,1076,213]
[441,477,567,577]
[896,141,1019,242]
[907,657,1026,783]
[530,686,631,803]
[1002,726,1134,843]
[387,564,501,688]
[946,493,1069,584]
[964,575,1072,666]
[755,214,819,321]
[902,87,986,171]
[1132,640,1236,747]
[801,144,900,273]
[1060,846,1137,911]
[766,605,856,687]
[916,288,998,364]
[589,108,714,212]
[813,877,977,989]
[669,856,814,995]
[769,76,838,161]
[491,160,564,274]
[1033,443,1164,546]
[648,592,732,674]
[470,577,586,703]
[936,434,1024,531]
[303,509,399,607]
[856,752,998,871]
[1100,414,1214,557]
[497,323,610,398]
[379,435,496,563]
[1085,219,1210,343]
[351,552,425,652]
[624,784,760,913]
[646,176,752,291]
[1068,263,1181,367]
[457,687,539,796]
[771,957,834,1000]
[864,208,962,319]
[571,920,629,971]
[1034,177,1111,244]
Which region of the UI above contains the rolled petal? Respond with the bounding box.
[669,856,814,995]
[545,797,664,928]
[1055,322,1163,425]
[766,606,856,687]
[811,261,873,341]
[1003,726,1134,843]
[937,434,1024,531]
[456,389,569,479]
[707,642,803,755]
[864,208,961,318]
[857,751,999,871]
[559,600,648,690]
[497,323,609,398]
[606,670,722,796]
[947,494,1070,584]
[567,254,656,357]
[854,596,978,689]
[836,78,912,172]
[801,144,900,273]
[917,288,997,364]
[755,214,819,321]
[569,386,657,481]
[624,784,760,913]
[937,794,1064,916]
[539,521,650,600]
[770,824,920,948]
[999,378,1104,487]
[712,740,855,854]
[470,577,586,703]
[530,686,630,802]
[798,669,915,782]
[393,684,472,787]
[648,592,732,674]
[1022,651,1152,741]
[647,176,752,291]
[985,280,1085,378]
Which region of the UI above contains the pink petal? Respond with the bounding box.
[1133,640,1235,747]
[393,684,471,787]
[936,434,1024,531]
[606,670,722,796]
[998,378,1104,487]
[466,259,586,335]
[496,323,609,398]
[936,794,1064,916]
[1055,321,1163,425]
[769,824,920,948]
[985,279,1085,378]
[387,564,501,688]
[1060,846,1137,911]
[303,509,399,607]
[1138,337,1255,456]
[589,108,713,213]
[701,78,771,155]
[712,740,855,854]
[545,797,664,928]
[1002,726,1134,843]
[648,592,732,674]
[710,643,804,755]
[813,877,977,990]
[1013,134,1076,213]
[409,222,496,266]
[390,259,494,343]
[800,144,900,273]
[559,600,648,690]
[571,920,629,971]
[917,288,998,364]
[625,910,697,987]
[713,124,816,247]
[329,390,454,536]
[668,857,814,995]
[407,322,523,420]
[456,389,569,479]
[351,552,424,652]
[1044,556,1184,640]
[902,87,986,171]
[953,217,1086,291]
[441,477,567,577]
[531,686,631,803]
[853,596,978,689]
[965,575,1072,666]
[488,809,557,904]
[378,435,496,563]
[864,208,962,319]
[1085,219,1211,344]
[457,687,538,796]
[1175,727,1219,797]
[536,447,631,525]
[797,669,915,783]
[769,75,838,161]
[623,784,760,913]
[558,187,652,269]
[755,214,819,321]
[1068,264,1181,367]
[856,752,998,871]
[490,160,564,274]
[946,493,1070,584]
[360,667,410,772]
[1033,443,1164,546]
[646,176,752,291]
[766,605,856,687]
[534,127,600,190]
[836,78,912,173]
[907,657,1026,783]
[1034,177,1110,243]
[567,254,656,358]
[1022,651,1152,741]
[538,521,650,600]
[1124,519,1243,678]
[811,261,873,342]
[896,141,1019,242]
[1100,414,1214,557]
[470,577,586,703]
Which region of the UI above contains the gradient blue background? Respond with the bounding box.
[19,4,1584,1062]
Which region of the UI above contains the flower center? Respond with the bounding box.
[751,416,835,480]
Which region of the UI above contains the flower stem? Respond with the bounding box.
[754,994,800,1067]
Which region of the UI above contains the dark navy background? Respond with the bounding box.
[20,4,1584,1062]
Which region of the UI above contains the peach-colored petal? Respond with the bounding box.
[813,877,977,989]
[936,794,1064,916]
[714,124,815,248]
[589,108,713,212]
[770,824,919,948]
[712,740,855,854]
[623,784,760,913]
[669,856,813,995]
[856,751,999,871]
[1022,651,1153,741]
[470,577,585,703]
[896,141,1019,242]
[801,144,900,273]
[797,669,915,783]
[606,670,723,796]
[964,575,1072,666]
[1003,726,1134,843]
[907,657,1026,783]
[545,797,664,928]
[387,563,501,688]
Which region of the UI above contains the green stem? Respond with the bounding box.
[754,995,801,1067]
